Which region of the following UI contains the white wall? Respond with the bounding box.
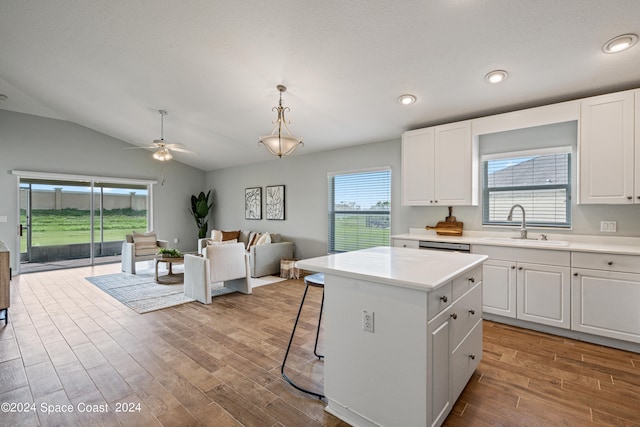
[0,109,207,271]
[208,126,640,260]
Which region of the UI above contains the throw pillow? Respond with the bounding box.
[256,233,271,245]
[270,233,282,243]
[210,230,223,242]
[247,232,262,250]
[207,239,238,246]
[222,230,240,241]
[132,231,158,256]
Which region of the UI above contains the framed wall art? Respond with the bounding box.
[266,185,285,220]
[245,187,262,220]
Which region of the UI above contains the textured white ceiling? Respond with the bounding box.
[1,1,639,171]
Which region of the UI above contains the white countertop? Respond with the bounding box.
[295,246,488,292]
[392,229,640,256]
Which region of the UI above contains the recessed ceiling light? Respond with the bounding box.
[485,70,508,84]
[602,33,638,53]
[398,94,417,105]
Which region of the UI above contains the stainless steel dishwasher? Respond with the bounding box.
[418,240,471,253]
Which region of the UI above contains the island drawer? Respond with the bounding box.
[450,282,482,348]
[572,252,640,274]
[451,319,482,403]
[453,265,482,300]
[428,282,452,319]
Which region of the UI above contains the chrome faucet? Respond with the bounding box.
[507,204,527,239]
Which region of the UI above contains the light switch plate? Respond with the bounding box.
[0,216,7,223]
[600,221,617,232]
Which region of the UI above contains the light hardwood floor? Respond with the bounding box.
[1,263,639,426]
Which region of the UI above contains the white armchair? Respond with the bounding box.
[121,231,168,274]
[184,242,252,304]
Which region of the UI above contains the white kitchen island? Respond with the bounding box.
[296,246,488,427]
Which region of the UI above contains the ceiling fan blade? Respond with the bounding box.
[169,146,196,154]
[123,145,155,150]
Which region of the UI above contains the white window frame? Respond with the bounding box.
[482,147,572,228]
[327,167,391,253]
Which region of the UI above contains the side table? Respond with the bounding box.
[155,256,185,284]
[280,259,299,279]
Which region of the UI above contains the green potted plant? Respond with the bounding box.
[190,190,213,239]
[157,247,183,258]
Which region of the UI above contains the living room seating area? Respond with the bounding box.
[198,229,294,278]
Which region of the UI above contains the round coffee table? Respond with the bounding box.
[155,257,184,284]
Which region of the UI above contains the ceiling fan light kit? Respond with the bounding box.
[259,85,303,158]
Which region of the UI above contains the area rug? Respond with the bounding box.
[85,268,286,313]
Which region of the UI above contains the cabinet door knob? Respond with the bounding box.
[440,295,448,303]
[511,266,516,269]
[450,313,458,320]
[468,309,475,315]
[607,261,613,266]
[468,277,475,283]
[469,353,476,360]
[573,272,578,276]
[628,196,633,200]
[518,267,523,270]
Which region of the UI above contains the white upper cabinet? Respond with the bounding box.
[579,90,636,204]
[402,121,477,206]
[402,127,435,205]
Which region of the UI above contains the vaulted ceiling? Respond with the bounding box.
[1,1,639,171]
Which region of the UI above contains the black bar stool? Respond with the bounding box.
[281,272,325,399]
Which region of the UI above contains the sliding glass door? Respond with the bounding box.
[18,176,150,273]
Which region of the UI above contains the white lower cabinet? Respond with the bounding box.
[472,245,571,329]
[392,238,419,249]
[428,279,482,427]
[517,262,570,329]
[571,252,640,343]
[481,259,516,318]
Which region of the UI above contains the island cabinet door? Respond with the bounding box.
[427,307,452,427]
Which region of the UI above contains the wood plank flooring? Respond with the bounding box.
[1,263,639,426]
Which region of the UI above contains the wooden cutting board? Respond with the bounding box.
[426,221,463,236]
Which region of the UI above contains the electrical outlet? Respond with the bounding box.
[362,310,374,333]
[173,237,179,244]
[600,221,617,232]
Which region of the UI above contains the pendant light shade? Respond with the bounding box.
[259,85,303,158]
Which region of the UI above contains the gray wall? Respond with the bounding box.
[0,109,207,271]
[208,123,640,260]
[2,108,638,270]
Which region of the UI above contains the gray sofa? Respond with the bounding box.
[198,230,294,278]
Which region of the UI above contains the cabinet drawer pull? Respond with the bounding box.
[440,295,448,303]
[469,353,476,360]
[607,261,613,266]
[468,309,475,315]
[627,196,633,200]
[468,277,475,283]
[518,267,523,270]
[573,272,578,277]
[450,313,458,320]
[511,266,516,269]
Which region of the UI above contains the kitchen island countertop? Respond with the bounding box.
[295,246,487,292]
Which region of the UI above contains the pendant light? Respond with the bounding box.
[259,85,303,158]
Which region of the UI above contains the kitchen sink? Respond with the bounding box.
[479,237,570,247]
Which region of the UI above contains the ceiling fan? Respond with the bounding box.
[127,109,194,161]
